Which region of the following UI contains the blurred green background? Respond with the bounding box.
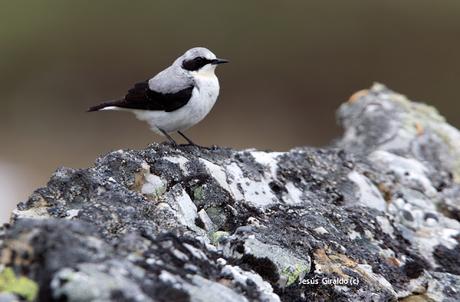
[1,1,460,222]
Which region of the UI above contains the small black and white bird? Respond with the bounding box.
[88,47,228,146]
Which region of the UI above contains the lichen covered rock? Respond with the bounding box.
[1,84,460,301]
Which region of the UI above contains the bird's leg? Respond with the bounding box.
[159,129,178,146]
[177,131,198,146]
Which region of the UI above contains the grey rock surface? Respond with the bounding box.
[1,83,460,301]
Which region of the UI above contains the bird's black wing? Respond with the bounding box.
[88,81,194,112]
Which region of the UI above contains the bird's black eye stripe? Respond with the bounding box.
[182,56,213,71]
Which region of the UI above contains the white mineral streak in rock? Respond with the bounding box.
[347,170,386,211]
[183,243,209,261]
[65,209,80,220]
[199,158,231,192]
[175,189,198,229]
[250,151,303,204]
[250,151,282,176]
[225,162,277,208]
[141,173,165,195]
[348,230,362,240]
[164,156,189,174]
[225,162,246,200]
[221,265,281,302]
[163,151,303,208]
[376,216,395,239]
[172,249,189,261]
[164,186,200,232]
[159,270,179,285]
[284,182,304,205]
[313,226,329,235]
[140,162,166,197]
[197,209,214,231]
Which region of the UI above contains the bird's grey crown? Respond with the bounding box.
[148,47,216,94]
[178,47,217,63]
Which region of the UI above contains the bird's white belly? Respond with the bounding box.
[133,76,219,135]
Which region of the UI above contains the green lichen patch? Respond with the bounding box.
[281,264,310,287]
[0,267,38,302]
[193,186,204,201]
[210,231,229,245]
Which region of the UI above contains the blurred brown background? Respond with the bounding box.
[1,1,460,223]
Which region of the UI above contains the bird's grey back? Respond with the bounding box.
[148,64,193,94]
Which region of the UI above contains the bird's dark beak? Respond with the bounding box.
[211,58,229,65]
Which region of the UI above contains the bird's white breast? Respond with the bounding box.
[133,72,220,134]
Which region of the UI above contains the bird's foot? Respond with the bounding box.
[166,141,178,148]
[159,129,179,147]
[179,143,219,151]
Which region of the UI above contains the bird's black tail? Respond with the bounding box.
[87,100,120,112]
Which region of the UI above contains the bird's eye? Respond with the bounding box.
[182,57,209,71]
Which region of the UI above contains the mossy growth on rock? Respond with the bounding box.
[0,267,38,302]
